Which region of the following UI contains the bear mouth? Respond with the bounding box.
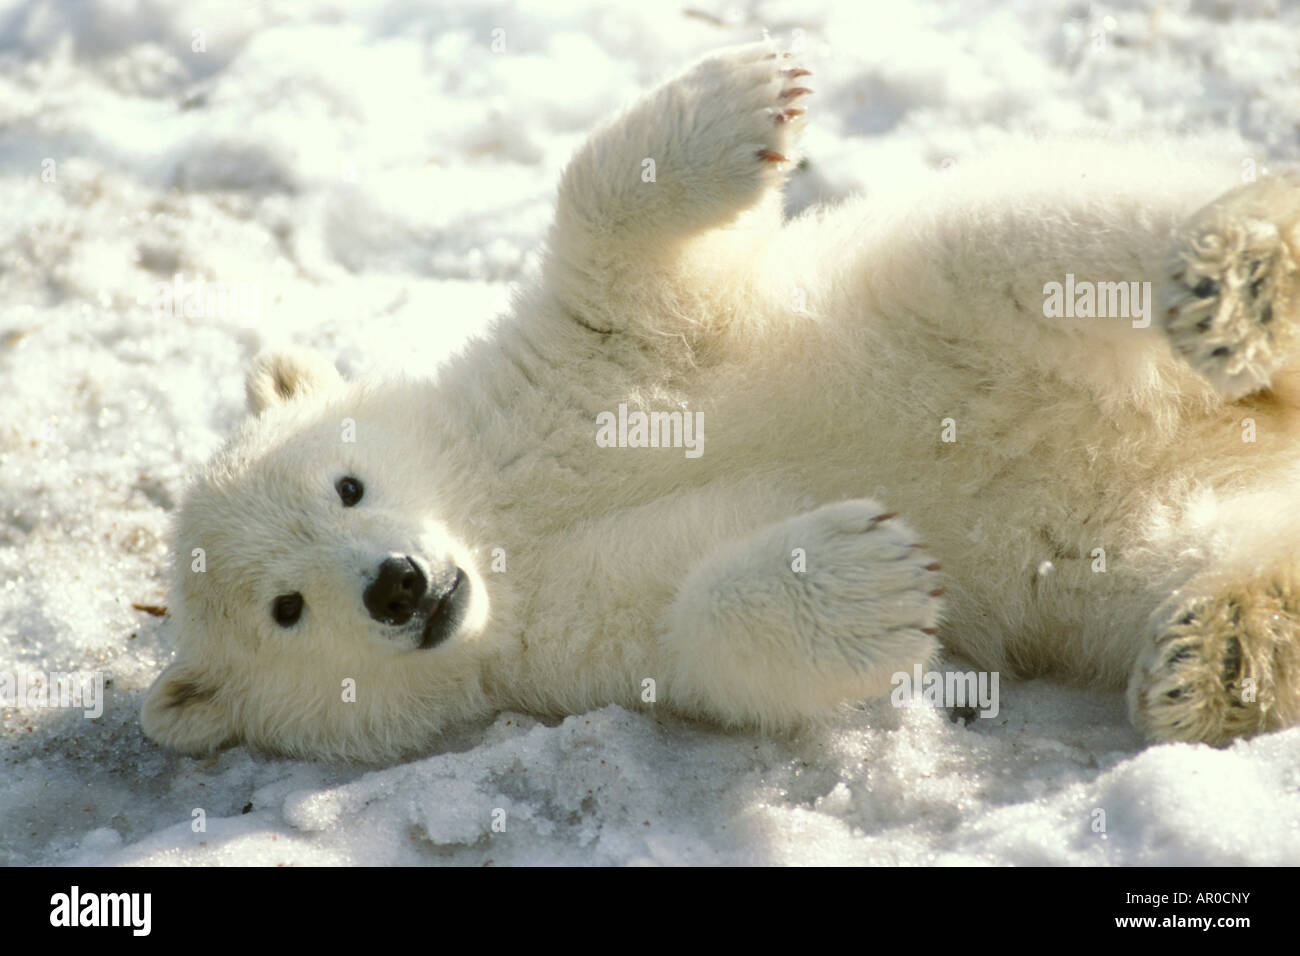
[418,568,468,650]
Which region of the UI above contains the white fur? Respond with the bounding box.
[143,43,1300,762]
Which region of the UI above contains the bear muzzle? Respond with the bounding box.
[363,556,467,649]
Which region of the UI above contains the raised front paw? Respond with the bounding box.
[657,42,813,215]
[1162,172,1300,399]
[1127,577,1300,746]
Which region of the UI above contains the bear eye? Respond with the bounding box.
[336,476,364,507]
[272,593,304,627]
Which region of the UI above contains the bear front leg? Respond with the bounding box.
[542,42,811,336]
[660,500,944,729]
[1162,171,1300,399]
[1128,568,1300,746]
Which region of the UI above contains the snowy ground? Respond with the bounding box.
[3,0,1300,866]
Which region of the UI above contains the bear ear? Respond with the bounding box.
[140,659,236,755]
[245,349,342,415]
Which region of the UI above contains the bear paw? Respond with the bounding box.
[661,41,812,215]
[1163,173,1300,399]
[664,500,943,728]
[1128,580,1300,746]
[724,499,943,677]
[787,500,943,655]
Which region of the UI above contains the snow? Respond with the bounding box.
[3,0,1300,866]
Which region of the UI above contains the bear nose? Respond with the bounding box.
[364,556,428,626]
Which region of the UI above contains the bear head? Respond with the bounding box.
[141,350,494,761]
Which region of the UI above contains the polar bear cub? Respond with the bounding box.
[143,43,1300,761]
